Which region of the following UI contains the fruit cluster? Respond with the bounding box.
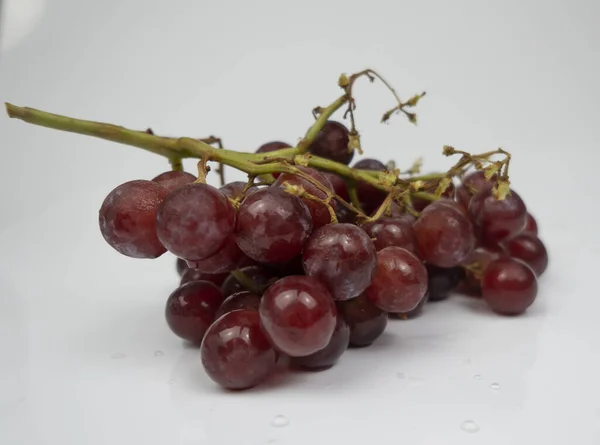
[5,69,548,391]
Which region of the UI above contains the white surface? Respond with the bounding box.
[0,0,599,444]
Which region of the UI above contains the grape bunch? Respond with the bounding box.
[6,68,549,392]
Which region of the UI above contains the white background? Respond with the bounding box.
[0,0,599,444]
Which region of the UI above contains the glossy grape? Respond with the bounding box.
[365,247,428,313]
[302,224,377,301]
[236,187,312,263]
[337,293,388,348]
[219,181,258,200]
[176,257,189,276]
[393,293,429,319]
[152,170,196,193]
[291,314,350,370]
[156,183,236,261]
[99,180,168,259]
[186,237,245,274]
[524,213,538,235]
[259,276,337,357]
[180,268,229,287]
[215,291,262,319]
[220,265,277,298]
[426,264,464,301]
[413,199,476,267]
[308,121,353,165]
[165,281,224,344]
[469,188,527,246]
[361,217,417,253]
[353,159,387,214]
[456,170,496,209]
[501,233,548,276]
[322,172,350,201]
[481,258,538,315]
[459,246,505,295]
[201,310,278,390]
[273,166,336,229]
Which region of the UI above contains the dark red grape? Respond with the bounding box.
[353,159,387,214]
[302,224,377,301]
[469,188,527,246]
[186,237,245,274]
[176,257,189,276]
[524,213,538,235]
[426,264,464,301]
[337,293,388,348]
[99,180,168,259]
[481,258,538,315]
[180,268,229,287]
[411,180,456,212]
[256,141,291,154]
[273,166,336,229]
[413,199,476,267]
[390,203,416,223]
[335,204,357,224]
[152,170,196,193]
[322,172,350,201]
[236,188,312,263]
[215,291,262,319]
[459,246,505,295]
[165,281,224,344]
[220,265,277,298]
[291,314,350,370]
[456,170,496,209]
[308,121,353,165]
[263,255,305,277]
[201,310,278,390]
[156,183,236,261]
[501,233,548,276]
[392,293,429,319]
[219,181,258,200]
[361,217,417,253]
[365,247,428,313]
[259,276,337,357]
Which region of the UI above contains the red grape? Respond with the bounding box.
[481,258,538,315]
[308,121,353,165]
[524,213,538,235]
[180,268,229,287]
[337,293,388,347]
[236,187,312,263]
[501,233,548,276]
[302,223,377,301]
[322,172,350,201]
[201,310,278,390]
[413,199,476,267]
[156,183,236,261]
[365,247,428,313]
[259,276,337,357]
[335,204,358,224]
[221,265,277,298]
[459,246,505,294]
[176,257,189,276]
[152,170,196,193]
[353,159,387,214]
[215,291,262,319]
[256,141,291,154]
[165,281,224,344]
[219,181,258,200]
[412,180,456,212]
[390,203,416,223]
[361,217,417,253]
[291,314,350,370]
[393,293,429,319]
[426,264,465,301]
[469,188,527,246]
[273,166,336,229]
[99,180,168,259]
[186,237,245,274]
[456,170,496,209]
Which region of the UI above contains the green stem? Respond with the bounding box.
[296,95,348,153]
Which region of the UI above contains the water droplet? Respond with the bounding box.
[111,352,125,359]
[490,382,500,391]
[473,374,482,380]
[154,350,164,357]
[396,372,406,379]
[460,420,480,433]
[270,415,289,427]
